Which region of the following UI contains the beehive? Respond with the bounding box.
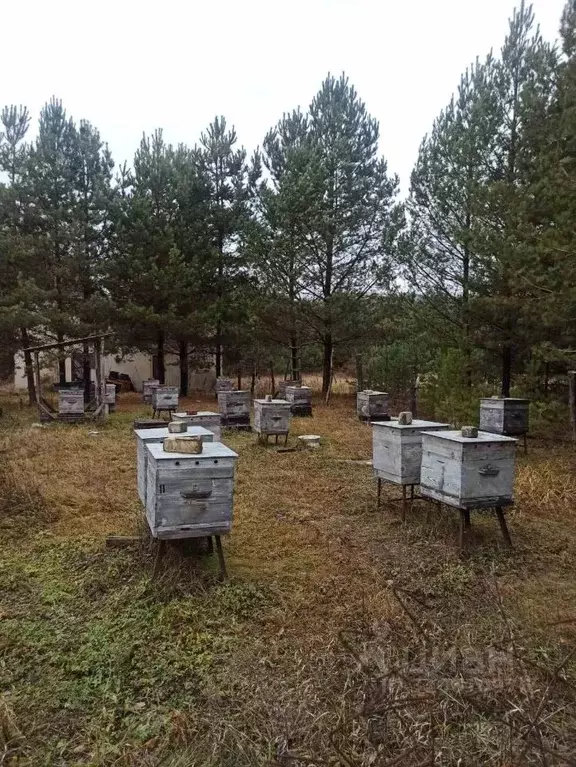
[58,388,84,418]
[285,385,313,416]
[357,390,389,421]
[372,419,450,486]
[278,379,299,399]
[171,411,222,441]
[217,390,250,428]
[143,379,160,404]
[253,399,291,436]
[105,383,116,412]
[215,378,234,394]
[152,386,179,413]
[420,430,517,509]
[135,424,214,507]
[145,441,239,539]
[479,397,529,436]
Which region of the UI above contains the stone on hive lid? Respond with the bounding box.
[168,421,187,433]
[163,435,203,454]
[461,425,478,438]
[398,411,413,425]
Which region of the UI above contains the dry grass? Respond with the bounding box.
[1,390,576,765]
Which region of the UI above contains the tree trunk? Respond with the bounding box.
[215,322,222,378]
[269,361,275,397]
[501,343,512,397]
[290,338,300,381]
[355,353,364,392]
[179,340,188,396]
[250,363,256,396]
[322,334,333,397]
[21,327,37,405]
[157,331,165,384]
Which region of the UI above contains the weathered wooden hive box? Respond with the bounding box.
[172,411,222,441]
[357,390,389,421]
[152,386,179,412]
[479,397,529,436]
[372,419,450,486]
[105,383,116,411]
[217,390,250,428]
[253,399,291,435]
[143,379,160,404]
[285,385,313,416]
[135,425,214,507]
[278,379,299,399]
[420,430,517,509]
[58,388,85,419]
[145,441,239,539]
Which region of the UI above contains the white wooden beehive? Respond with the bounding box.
[135,425,214,507]
[278,379,299,399]
[152,386,179,411]
[145,441,239,539]
[479,397,529,436]
[217,390,250,424]
[143,379,160,404]
[372,419,450,486]
[253,399,291,435]
[420,430,517,509]
[58,389,84,415]
[285,385,312,415]
[172,411,222,441]
[357,390,389,420]
[105,384,116,406]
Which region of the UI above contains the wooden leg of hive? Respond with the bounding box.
[495,506,513,548]
[402,485,407,522]
[377,478,382,510]
[284,432,289,446]
[464,509,471,529]
[215,535,228,580]
[524,433,528,455]
[459,510,467,553]
[206,536,214,554]
[152,539,166,579]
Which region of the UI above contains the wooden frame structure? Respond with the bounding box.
[23,333,113,423]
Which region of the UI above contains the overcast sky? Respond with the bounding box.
[1,0,567,192]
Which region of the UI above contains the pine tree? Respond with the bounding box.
[304,74,403,394]
[197,117,259,376]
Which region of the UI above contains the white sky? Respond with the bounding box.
[1,0,567,192]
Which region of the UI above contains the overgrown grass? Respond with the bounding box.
[1,390,576,765]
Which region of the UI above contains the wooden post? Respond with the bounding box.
[569,370,576,442]
[34,352,42,404]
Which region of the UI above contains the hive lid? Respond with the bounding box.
[421,429,518,443]
[371,419,449,430]
[146,441,238,459]
[173,411,219,418]
[254,398,290,405]
[134,425,214,440]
